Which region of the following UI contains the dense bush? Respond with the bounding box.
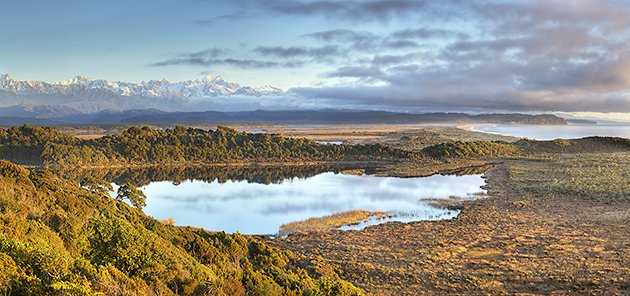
[0,125,78,165]
[421,141,520,159]
[514,136,630,154]
[421,137,630,159]
[0,125,412,167]
[0,160,363,295]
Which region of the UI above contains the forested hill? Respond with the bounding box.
[0,125,412,167]
[0,160,363,295]
[420,137,630,159]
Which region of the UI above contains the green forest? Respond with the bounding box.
[421,137,630,159]
[2,125,627,168]
[0,125,411,167]
[0,160,362,295]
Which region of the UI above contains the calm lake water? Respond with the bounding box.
[113,172,487,235]
[473,124,630,140]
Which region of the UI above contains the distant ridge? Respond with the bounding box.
[0,107,568,126]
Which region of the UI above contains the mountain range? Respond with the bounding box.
[0,73,283,113]
[0,73,578,126]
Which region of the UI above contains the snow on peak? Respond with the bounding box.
[200,75,218,83]
[0,73,15,82]
[0,73,284,99]
[60,76,93,85]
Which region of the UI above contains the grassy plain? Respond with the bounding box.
[269,152,630,295]
[260,125,630,295]
[237,124,519,149]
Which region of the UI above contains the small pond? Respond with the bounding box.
[108,170,488,235]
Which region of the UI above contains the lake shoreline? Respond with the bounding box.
[135,167,488,235]
[30,160,394,170]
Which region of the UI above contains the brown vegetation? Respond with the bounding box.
[279,210,390,236]
[268,153,630,295]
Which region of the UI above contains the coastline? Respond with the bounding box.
[456,123,512,138]
[456,123,496,132]
[458,123,630,140]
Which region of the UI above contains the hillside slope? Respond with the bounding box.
[0,161,362,295]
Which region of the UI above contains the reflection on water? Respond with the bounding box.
[57,164,361,187]
[61,165,488,235]
[473,124,630,140]
[338,211,458,231]
[133,172,486,235]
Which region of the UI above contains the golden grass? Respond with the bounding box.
[279,210,390,235]
[75,134,107,140]
[269,153,630,295]
[160,217,176,225]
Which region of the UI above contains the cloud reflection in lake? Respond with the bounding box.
[138,172,486,235]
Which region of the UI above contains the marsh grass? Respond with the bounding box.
[279,210,391,236]
[270,152,630,295]
[507,152,630,202]
[427,198,462,209]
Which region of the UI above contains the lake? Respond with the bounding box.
[108,170,487,235]
[472,124,630,140]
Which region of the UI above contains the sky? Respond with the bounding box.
[1,0,630,118]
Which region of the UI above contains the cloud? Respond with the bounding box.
[192,11,260,26]
[289,0,630,112]
[301,29,382,51]
[151,48,304,68]
[290,84,630,113]
[327,66,383,78]
[391,28,467,39]
[152,58,296,68]
[370,52,425,66]
[382,40,419,49]
[169,0,630,112]
[302,29,375,43]
[254,45,341,59]
[256,0,433,21]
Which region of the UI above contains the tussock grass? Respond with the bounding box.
[279,210,390,235]
[507,152,630,202]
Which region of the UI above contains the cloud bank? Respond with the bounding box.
[155,0,630,113]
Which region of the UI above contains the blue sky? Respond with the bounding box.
[1,0,630,115]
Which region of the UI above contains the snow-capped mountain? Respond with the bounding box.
[0,73,284,113]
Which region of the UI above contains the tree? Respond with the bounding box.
[80,176,113,195]
[116,183,147,210]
